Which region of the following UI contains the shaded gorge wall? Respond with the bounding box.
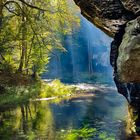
[42,16,113,84]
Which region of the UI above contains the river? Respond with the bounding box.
[0,84,130,140]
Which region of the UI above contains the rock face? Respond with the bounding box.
[73,0,140,82]
[73,0,140,135]
[117,17,140,82]
[122,0,140,15]
[74,0,137,37]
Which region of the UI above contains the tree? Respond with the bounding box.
[0,0,80,76]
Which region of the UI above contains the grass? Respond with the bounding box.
[0,79,76,107]
[0,83,40,107]
[39,79,76,98]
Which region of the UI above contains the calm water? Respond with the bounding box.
[0,84,129,140]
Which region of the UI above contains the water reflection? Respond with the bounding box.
[0,87,129,140]
[128,103,140,139]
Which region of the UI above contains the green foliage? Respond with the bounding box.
[0,83,40,106]
[0,79,76,106]
[57,125,116,140]
[58,125,96,140]
[99,132,115,140]
[0,0,80,75]
[39,79,76,98]
[0,101,54,140]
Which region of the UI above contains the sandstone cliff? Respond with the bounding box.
[73,0,140,82]
[73,1,140,135]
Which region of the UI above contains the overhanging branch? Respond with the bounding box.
[18,0,47,11]
[4,0,55,13]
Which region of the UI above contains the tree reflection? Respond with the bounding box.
[0,94,130,140]
[0,102,55,140]
[128,103,140,138]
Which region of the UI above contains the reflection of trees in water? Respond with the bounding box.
[31,102,55,139]
[0,107,21,139]
[56,98,116,140]
[80,96,128,140]
[115,82,140,138]
[0,96,134,139]
[128,104,140,139]
[0,102,55,140]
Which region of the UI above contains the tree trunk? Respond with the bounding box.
[0,0,3,27]
[18,42,26,72]
[18,5,27,73]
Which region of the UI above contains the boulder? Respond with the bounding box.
[117,16,140,82]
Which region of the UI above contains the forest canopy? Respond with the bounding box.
[0,0,80,77]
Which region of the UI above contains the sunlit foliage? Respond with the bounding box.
[40,79,76,98]
[0,79,76,106]
[0,0,80,76]
[57,125,115,140]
